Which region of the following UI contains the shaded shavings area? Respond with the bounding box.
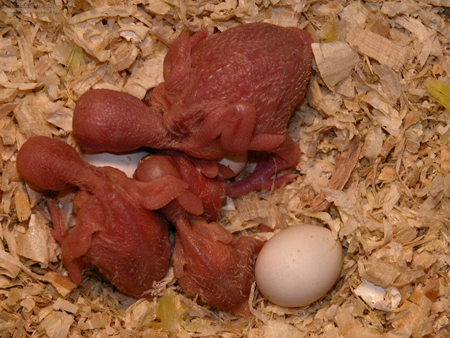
[1,0,450,337]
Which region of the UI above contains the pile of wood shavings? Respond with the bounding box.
[1,0,450,337]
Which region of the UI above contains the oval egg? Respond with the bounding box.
[255,224,343,307]
[83,151,149,178]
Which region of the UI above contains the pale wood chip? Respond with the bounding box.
[347,327,383,338]
[43,272,77,298]
[45,106,73,134]
[0,14,36,81]
[123,52,165,99]
[0,129,15,146]
[423,0,450,7]
[0,77,41,90]
[370,109,403,137]
[382,182,402,214]
[14,96,53,138]
[68,5,138,25]
[347,28,408,71]
[411,251,438,270]
[312,42,359,89]
[6,285,43,307]
[396,16,432,43]
[361,259,401,288]
[16,214,50,265]
[14,183,32,222]
[0,102,18,118]
[110,42,140,72]
[70,64,108,98]
[64,22,112,62]
[372,64,402,104]
[262,320,303,338]
[0,88,18,103]
[124,298,156,330]
[441,148,450,172]
[339,2,370,29]
[306,78,344,116]
[333,303,363,336]
[405,124,424,153]
[38,310,74,338]
[0,249,21,278]
[53,297,79,314]
[362,126,383,161]
[138,35,156,58]
[310,136,362,211]
[381,2,420,17]
[235,195,270,222]
[118,23,150,44]
[269,8,300,28]
[391,300,434,337]
[146,0,172,16]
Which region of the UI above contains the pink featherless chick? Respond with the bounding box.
[16,136,198,298]
[72,22,313,197]
[134,154,264,317]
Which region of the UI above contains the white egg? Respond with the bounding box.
[82,151,149,178]
[255,224,343,307]
[218,151,248,179]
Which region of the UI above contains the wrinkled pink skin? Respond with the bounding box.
[16,136,197,299]
[135,155,264,316]
[73,22,313,197]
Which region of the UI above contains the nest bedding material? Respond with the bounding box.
[1,0,450,337]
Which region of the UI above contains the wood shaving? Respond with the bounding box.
[1,0,450,337]
[312,42,359,89]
